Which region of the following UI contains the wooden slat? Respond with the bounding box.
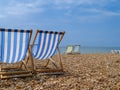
[0,71,31,75]
[1,74,32,79]
[2,67,21,70]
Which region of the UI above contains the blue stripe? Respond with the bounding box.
[0,32,1,61]
[1,31,5,62]
[33,33,42,57]
[6,31,11,62]
[41,33,52,60]
[49,34,61,56]
[21,32,29,61]
[37,33,47,59]
[11,31,17,63]
[46,34,57,59]
[42,34,54,60]
[17,32,23,62]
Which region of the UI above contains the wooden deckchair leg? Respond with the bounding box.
[29,48,35,73]
[20,46,35,73]
[49,58,58,68]
[19,56,29,69]
[0,64,2,78]
[19,62,23,68]
[57,48,63,70]
[44,48,63,69]
[21,61,28,71]
[26,57,29,65]
[23,57,29,66]
[44,59,50,67]
[0,64,1,71]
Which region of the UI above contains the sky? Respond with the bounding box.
[0,0,120,47]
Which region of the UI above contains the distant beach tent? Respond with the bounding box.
[65,45,74,54]
[65,45,80,54]
[73,45,80,54]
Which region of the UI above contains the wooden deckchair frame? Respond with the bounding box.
[0,29,33,79]
[30,30,65,74]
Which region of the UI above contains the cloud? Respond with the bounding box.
[80,8,120,16]
[0,0,45,17]
[52,0,120,18]
[0,15,5,18]
[6,1,44,15]
[88,8,120,16]
[52,0,118,9]
[0,0,119,19]
[65,7,120,23]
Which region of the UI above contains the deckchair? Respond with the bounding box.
[65,45,74,54]
[30,30,65,74]
[0,28,32,79]
[73,45,80,54]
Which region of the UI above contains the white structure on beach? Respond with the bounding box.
[65,45,80,54]
[111,50,120,54]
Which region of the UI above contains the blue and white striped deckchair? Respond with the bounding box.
[0,28,32,79]
[65,45,74,54]
[73,45,80,54]
[31,30,65,74]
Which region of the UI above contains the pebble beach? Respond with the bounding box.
[1,54,120,90]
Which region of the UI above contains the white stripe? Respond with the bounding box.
[4,32,8,63]
[39,33,49,59]
[9,32,14,63]
[48,34,59,58]
[14,32,20,63]
[42,34,54,59]
[19,32,26,61]
[35,33,45,59]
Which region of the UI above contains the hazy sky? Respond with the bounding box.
[0,0,120,47]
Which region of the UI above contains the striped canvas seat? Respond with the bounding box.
[0,29,32,63]
[31,30,65,74]
[0,28,32,79]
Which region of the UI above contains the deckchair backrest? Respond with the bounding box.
[0,32,1,59]
[73,45,80,53]
[0,29,32,63]
[65,45,74,54]
[32,30,65,60]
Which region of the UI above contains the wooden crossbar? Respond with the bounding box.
[0,71,31,75]
[1,73,32,79]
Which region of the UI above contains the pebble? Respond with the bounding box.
[0,54,120,90]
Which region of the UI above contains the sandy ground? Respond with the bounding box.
[0,54,120,90]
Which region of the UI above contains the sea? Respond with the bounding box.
[0,46,120,57]
[60,46,120,54]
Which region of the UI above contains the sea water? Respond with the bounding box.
[60,46,120,54]
[0,46,120,57]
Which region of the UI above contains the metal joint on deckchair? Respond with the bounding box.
[0,28,33,79]
[31,30,65,74]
